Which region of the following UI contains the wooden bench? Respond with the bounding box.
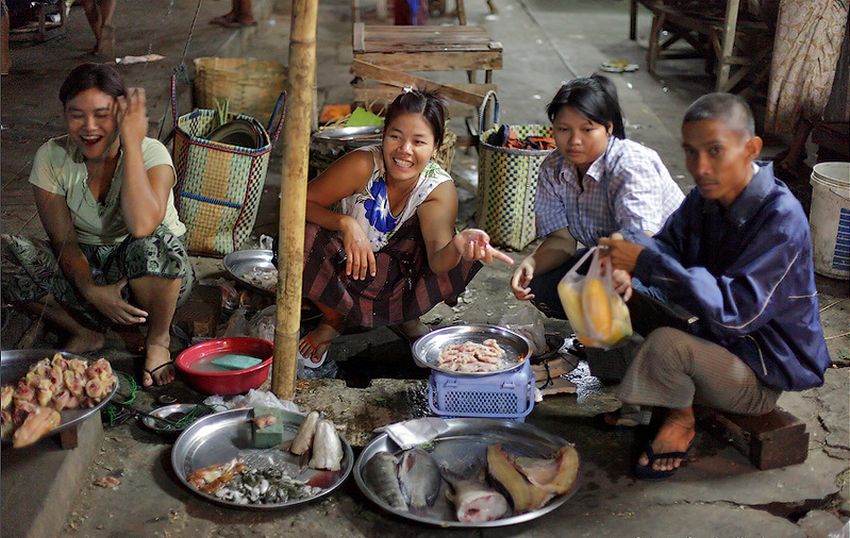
[631,0,773,93]
[351,22,502,107]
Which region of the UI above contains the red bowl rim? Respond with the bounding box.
[174,337,273,377]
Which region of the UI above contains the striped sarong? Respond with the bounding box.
[302,215,481,328]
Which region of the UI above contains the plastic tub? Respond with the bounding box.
[809,162,850,279]
[175,337,273,395]
[427,360,534,420]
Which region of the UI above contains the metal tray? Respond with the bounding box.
[411,324,531,376]
[353,418,580,527]
[312,126,383,146]
[141,403,214,435]
[0,349,119,445]
[223,249,277,296]
[171,408,354,510]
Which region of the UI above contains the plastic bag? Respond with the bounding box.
[202,389,301,413]
[499,304,547,356]
[557,247,632,349]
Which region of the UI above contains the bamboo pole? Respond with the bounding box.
[273,0,319,399]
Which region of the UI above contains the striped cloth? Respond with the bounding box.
[301,215,481,328]
[535,137,684,246]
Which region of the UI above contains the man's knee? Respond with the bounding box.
[640,327,693,370]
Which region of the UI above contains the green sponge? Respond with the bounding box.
[252,406,285,448]
[211,354,263,370]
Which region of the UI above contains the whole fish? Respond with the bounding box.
[397,448,441,512]
[308,419,343,471]
[363,452,406,509]
[443,468,509,523]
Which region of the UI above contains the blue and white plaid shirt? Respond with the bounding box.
[535,137,684,246]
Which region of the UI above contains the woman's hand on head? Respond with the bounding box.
[339,216,376,280]
[83,278,148,325]
[116,87,148,147]
[452,229,514,266]
[510,257,536,301]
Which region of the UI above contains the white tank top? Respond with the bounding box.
[339,145,453,252]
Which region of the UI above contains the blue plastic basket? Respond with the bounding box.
[428,360,534,420]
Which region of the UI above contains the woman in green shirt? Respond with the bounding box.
[1,63,193,387]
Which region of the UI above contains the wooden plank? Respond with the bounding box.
[716,0,741,92]
[354,51,502,71]
[353,21,365,51]
[354,80,496,102]
[352,59,487,106]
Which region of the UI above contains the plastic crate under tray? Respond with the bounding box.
[428,360,534,420]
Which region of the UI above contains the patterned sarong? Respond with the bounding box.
[302,215,481,328]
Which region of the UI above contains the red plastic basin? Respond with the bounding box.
[175,337,273,396]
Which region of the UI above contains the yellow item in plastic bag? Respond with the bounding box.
[557,279,588,336]
[581,277,612,340]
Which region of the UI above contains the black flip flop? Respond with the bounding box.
[633,440,693,480]
[144,360,175,386]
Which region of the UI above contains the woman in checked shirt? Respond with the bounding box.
[510,75,685,340]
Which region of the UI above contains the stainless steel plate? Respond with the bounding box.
[411,324,531,376]
[223,249,277,295]
[0,349,119,444]
[171,408,354,510]
[141,403,214,434]
[312,126,383,145]
[353,418,580,527]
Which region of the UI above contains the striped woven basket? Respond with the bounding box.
[476,92,554,250]
[172,79,286,257]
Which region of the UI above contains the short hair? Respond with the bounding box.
[59,63,127,109]
[683,93,755,137]
[384,88,448,149]
[546,74,626,139]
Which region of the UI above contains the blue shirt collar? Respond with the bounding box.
[584,136,615,182]
[702,161,774,226]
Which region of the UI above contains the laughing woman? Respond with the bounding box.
[298,89,512,367]
[1,63,193,386]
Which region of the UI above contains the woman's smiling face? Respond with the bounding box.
[65,87,119,161]
[382,112,436,183]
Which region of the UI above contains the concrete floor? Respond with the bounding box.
[1,1,848,537]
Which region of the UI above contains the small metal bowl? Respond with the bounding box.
[411,324,531,376]
[141,403,213,434]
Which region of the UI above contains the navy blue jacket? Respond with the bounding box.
[629,162,831,391]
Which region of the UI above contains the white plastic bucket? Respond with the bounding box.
[809,162,850,280]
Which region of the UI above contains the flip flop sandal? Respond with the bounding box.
[297,332,331,369]
[221,20,258,28]
[144,360,175,386]
[594,411,640,432]
[633,440,693,480]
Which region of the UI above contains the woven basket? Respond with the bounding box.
[476,92,554,250]
[172,77,286,257]
[193,57,287,125]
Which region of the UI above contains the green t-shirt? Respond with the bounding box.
[28,136,186,245]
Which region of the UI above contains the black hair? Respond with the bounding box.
[59,63,127,108]
[384,88,448,149]
[546,74,626,139]
[683,93,755,137]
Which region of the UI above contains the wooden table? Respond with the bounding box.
[351,22,502,107]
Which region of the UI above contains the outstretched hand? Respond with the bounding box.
[453,229,514,265]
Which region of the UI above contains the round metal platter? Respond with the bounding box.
[223,249,277,296]
[312,126,383,146]
[171,408,354,510]
[0,349,119,445]
[353,418,580,527]
[411,324,531,376]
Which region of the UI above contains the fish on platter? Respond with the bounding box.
[511,444,579,495]
[397,447,442,512]
[363,451,406,510]
[487,444,553,513]
[308,419,343,471]
[442,468,509,523]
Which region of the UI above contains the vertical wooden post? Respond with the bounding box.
[716,0,741,92]
[272,0,318,399]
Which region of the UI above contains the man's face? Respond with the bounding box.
[681,119,762,207]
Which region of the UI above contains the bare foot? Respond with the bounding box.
[298,323,339,364]
[210,11,238,25]
[65,329,106,354]
[637,407,696,472]
[142,342,174,387]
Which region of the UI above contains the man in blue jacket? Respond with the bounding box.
[601,93,831,479]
